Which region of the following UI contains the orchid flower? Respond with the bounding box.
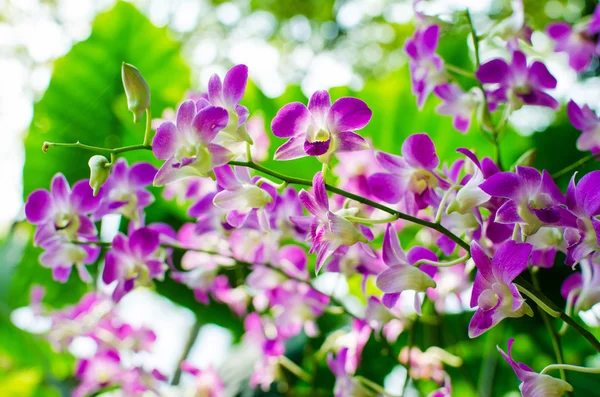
[152,101,232,186]
[180,361,224,397]
[93,159,156,222]
[369,133,448,215]
[376,223,437,314]
[476,50,558,110]
[298,172,368,272]
[102,227,168,301]
[271,90,372,163]
[479,166,576,236]
[564,170,600,266]
[547,13,600,72]
[433,83,482,134]
[498,338,573,397]
[561,258,600,313]
[567,100,600,154]
[405,24,445,109]
[201,64,251,143]
[469,240,534,338]
[213,164,274,230]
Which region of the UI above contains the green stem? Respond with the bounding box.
[434,185,460,224]
[515,283,561,318]
[228,160,471,252]
[345,215,399,225]
[466,9,503,169]
[43,141,152,155]
[413,253,470,268]
[171,320,201,385]
[143,108,152,147]
[532,270,569,390]
[355,375,402,397]
[445,64,476,79]
[559,288,581,336]
[541,364,600,376]
[279,355,312,383]
[552,152,600,180]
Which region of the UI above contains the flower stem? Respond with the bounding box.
[515,283,562,318]
[435,185,460,224]
[228,160,471,252]
[143,108,152,147]
[355,375,401,397]
[445,64,476,79]
[552,151,600,180]
[532,270,569,390]
[466,9,503,169]
[413,253,470,268]
[279,355,312,383]
[345,215,399,225]
[42,141,152,155]
[171,320,201,385]
[541,364,600,376]
[558,288,581,336]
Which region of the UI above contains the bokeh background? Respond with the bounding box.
[2,0,600,395]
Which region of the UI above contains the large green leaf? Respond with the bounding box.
[23,1,190,197]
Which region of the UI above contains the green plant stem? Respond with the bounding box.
[171,320,201,385]
[229,160,471,252]
[445,64,476,79]
[465,9,502,169]
[531,270,568,391]
[143,108,152,147]
[413,253,470,268]
[279,355,312,383]
[552,151,600,180]
[345,215,399,225]
[43,141,152,155]
[541,364,600,376]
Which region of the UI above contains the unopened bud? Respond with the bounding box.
[121,62,150,123]
[88,155,111,196]
[512,149,536,170]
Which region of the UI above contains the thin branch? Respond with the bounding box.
[552,152,600,180]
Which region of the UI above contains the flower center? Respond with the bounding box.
[478,288,499,310]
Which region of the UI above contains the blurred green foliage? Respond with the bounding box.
[4,1,600,396]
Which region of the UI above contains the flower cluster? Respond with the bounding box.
[21,3,600,396]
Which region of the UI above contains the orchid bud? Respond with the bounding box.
[121,62,150,123]
[511,148,536,170]
[88,155,111,196]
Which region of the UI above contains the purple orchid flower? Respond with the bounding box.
[498,338,573,397]
[561,258,600,314]
[103,227,168,301]
[433,83,482,134]
[564,170,600,266]
[298,172,367,272]
[476,50,558,110]
[547,19,599,72]
[376,224,437,314]
[526,227,564,268]
[364,296,405,343]
[213,165,274,230]
[567,100,600,154]
[93,159,156,222]
[38,240,99,283]
[73,350,123,397]
[25,173,101,246]
[404,24,445,109]
[271,90,372,163]
[202,64,251,143]
[327,348,371,397]
[479,166,576,236]
[469,240,534,338]
[369,133,448,215]
[25,174,102,282]
[152,101,232,186]
[180,361,224,397]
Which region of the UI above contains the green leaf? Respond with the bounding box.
[23,1,190,197]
